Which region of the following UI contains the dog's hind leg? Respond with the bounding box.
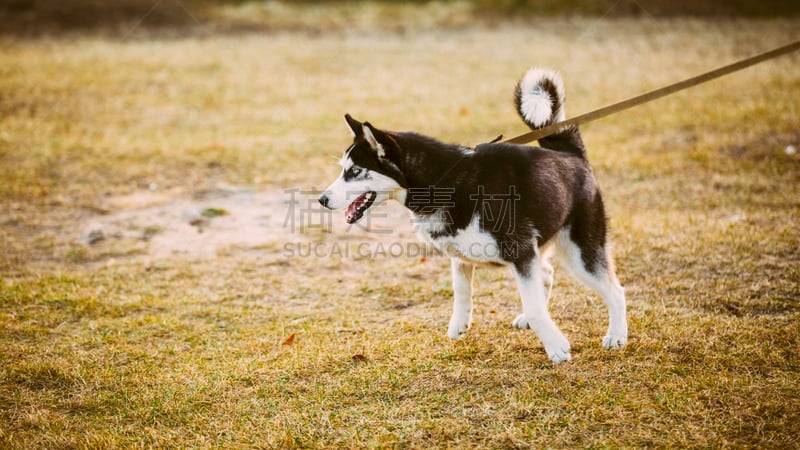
[554,230,628,349]
[511,255,571,363]
[447,258,475,339]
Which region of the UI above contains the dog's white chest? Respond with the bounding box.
[413,212,505,264]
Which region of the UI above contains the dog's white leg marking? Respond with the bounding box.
[555,233,628,349]
[447,258,475,339]
[511,256,571,363]
[542,258,555,301]
[541,245,555,301]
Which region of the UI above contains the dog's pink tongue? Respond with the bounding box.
[345,193,367,222]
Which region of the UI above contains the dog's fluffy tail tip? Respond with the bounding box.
[514,67,566,130]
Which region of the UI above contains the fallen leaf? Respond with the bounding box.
[282,333,296,346]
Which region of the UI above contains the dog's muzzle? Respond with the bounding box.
[318,193,331,209]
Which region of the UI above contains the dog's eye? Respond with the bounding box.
[347,167,362,178]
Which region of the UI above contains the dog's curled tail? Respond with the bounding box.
[514,67,586,158]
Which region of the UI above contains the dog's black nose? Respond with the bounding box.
[318,194,330,208]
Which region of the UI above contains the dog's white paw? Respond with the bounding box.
[543,332,571,364]
[512,314,571,363]
[512,314,531,329]
[447,316,470,339]
[602,333,628,349]
[545,344,572,364]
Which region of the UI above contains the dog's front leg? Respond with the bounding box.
[447,258,475,339]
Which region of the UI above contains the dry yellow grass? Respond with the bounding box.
[1,9,799,449]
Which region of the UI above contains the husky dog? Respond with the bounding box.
[319,68,627,363]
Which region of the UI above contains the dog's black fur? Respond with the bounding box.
[341,116,606,275]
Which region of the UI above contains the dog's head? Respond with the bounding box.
[318,114,407,224]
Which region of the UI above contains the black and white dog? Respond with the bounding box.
[319,68,627,363]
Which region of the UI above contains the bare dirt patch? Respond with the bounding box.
[75,185,420,262]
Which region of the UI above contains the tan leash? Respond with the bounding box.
[504,40,800,145]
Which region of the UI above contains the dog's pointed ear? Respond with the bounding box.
[362,122,390,159]
[363,122,406,186]
[344,114,363,138]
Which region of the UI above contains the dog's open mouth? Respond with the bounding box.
[345,191,376,224]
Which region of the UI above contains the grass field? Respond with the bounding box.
[1,4,799,448]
